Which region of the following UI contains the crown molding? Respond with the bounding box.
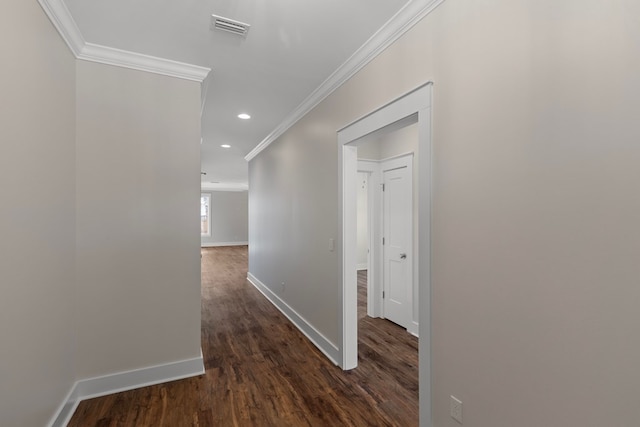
[79,43,210,82]
[38,0,211,83]
[244,0,447,162]
[38,0,84,56]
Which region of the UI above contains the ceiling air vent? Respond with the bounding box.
[211,15,250,37]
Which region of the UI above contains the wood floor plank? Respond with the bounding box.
[68,246,417,426]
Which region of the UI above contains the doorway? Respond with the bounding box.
[358,146,417,332]
[338,82,432,425]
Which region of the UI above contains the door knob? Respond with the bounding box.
[400,253,407,259]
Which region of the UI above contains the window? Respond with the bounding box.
[201,193,211,236]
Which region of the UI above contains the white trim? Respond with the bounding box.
[356,263,368,271]
[37,0,84,56]
[244,0,447,161]
[340,143,360,370]
[408,321,420,338]
[338,82,432,425]
[37,0,211,83]
[247,273,340,365]
[201,241,248,248]
[200,183,249,192]
[358,161,382,319]
[79,43,210,82]
[338,90,421,140]
[48,352,205,427]
[47,383,79,427]
[380,153,413,171]
[379,151,417,164]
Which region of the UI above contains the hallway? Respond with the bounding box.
[69,246,417,426]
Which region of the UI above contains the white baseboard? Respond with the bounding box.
[201,241,248,248]
[247,273,340,365]
[356,263,368,271]
[408,321,419,338]
[47,384,79,427]
[48,351,204,427]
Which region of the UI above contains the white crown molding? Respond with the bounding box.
[80,43,210,82]
[244,0,447,162]
[38,0,211,83]
[37,0,84,56]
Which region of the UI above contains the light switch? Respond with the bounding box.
[329,238,335,252]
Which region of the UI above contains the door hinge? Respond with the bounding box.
[382,237,385,245]
[382,183,385,192]
[383,291,385,299]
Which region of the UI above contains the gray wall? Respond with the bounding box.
[75,60,202,378]
[249,123,339,340]
[248,1,640,426]
[201,190,249,246]
[0,4,203,425]
[0,1,77,426]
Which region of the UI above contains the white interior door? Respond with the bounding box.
[382,155,413,329]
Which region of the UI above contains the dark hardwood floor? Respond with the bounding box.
[68,246,418,426]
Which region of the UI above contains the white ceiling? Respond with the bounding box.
[63,0,410,188]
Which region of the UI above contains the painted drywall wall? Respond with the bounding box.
[248,1,640,426]
[358,122,418,161]
[0,2,76,426]
[248,118,340,342]
[201,190,249,246]
[75,60,202,378]
[356,173,369,269]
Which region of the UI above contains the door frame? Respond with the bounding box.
[357,161,382,318]
[337,82,432,425]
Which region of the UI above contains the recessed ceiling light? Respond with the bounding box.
[237,113,251,120]
[221,144,231,148]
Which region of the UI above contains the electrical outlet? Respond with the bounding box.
[450,395,463,424]
[280,282,285,292]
